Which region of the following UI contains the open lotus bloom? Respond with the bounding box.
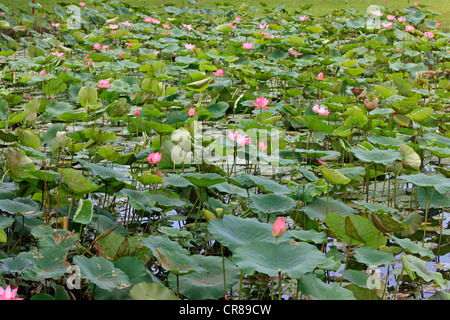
[184,43,195,50]
[147,152,162,165]
[188,107,196,116]
[213,68,224,77]
[258,140,268,151]
[0,285,23,300]
[242,42,253,49]
[227,130,250,147]
[97,79,111,88]
[252,97,270,110]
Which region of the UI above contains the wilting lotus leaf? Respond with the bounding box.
[17,129,40,150]
[354,247,395,267]
[141,235,205,275]
[73,199,94,225]
[320,166,351,185]
[207,214,291,251]
[248,193,296,214]
[73,255,131,292]
[130,282,178,300]
[344,214,387,248]
[233,241,329,278]
[406,107,433,122]
[4,148,35,181]
[168,254,240,300]
[78,86,98,108]
[401,254,447,289]
[58,168,99,195]
[397,144,421,172]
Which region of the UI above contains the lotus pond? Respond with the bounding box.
[0,0,449,301]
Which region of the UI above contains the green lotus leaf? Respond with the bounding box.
[354,247,395,267]
[298,273,356,300]
[130,282,178,300]
[233,241,328,278]
[207,214,291,251]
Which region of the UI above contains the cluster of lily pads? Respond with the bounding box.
[0,0,449,300]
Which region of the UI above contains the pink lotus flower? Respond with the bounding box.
[318,107,330,116]
[299,16,308,21]
[381,22,393,28]
[0,285,23,300]
[405,25,415,32]
[251,97,270,110]
[258,23,269,29]
[227,130,250,147]
[386,15,396,20]
[272,217,286,238]
[39,70,46,75]
[398,16,406,22]
[288,48,302,57]
[62,67,67,72]
[436,22,440,28]
[316,71,324,80]
[227,22,237,29]
[370,10,383,17]
[258,140,267,152]
[184,43,195,50]
[79,2,86,7]
[188,107,196,116]
[51,51,64,57]
[109,24,119,29]
[414,1,418,6]
[102,45,109,50]
[51,22,60,28]
[87,59,93,67]
[122,21,132,27]
[162,24,171,29]
[312,104,330,116]
[234,16,242,22]
[213,68,224,77]
[134,109,140,116]
[127,42,133,48]
[93,43,101,50]
[147,152,162,165]
[119,52,124,58]
[97,79,111,88]
[143,17,153,23]
[182,23,193,31]
[423,31,434,39]
[242,42,253,49]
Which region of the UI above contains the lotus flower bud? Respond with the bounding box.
[272,218,286,238]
